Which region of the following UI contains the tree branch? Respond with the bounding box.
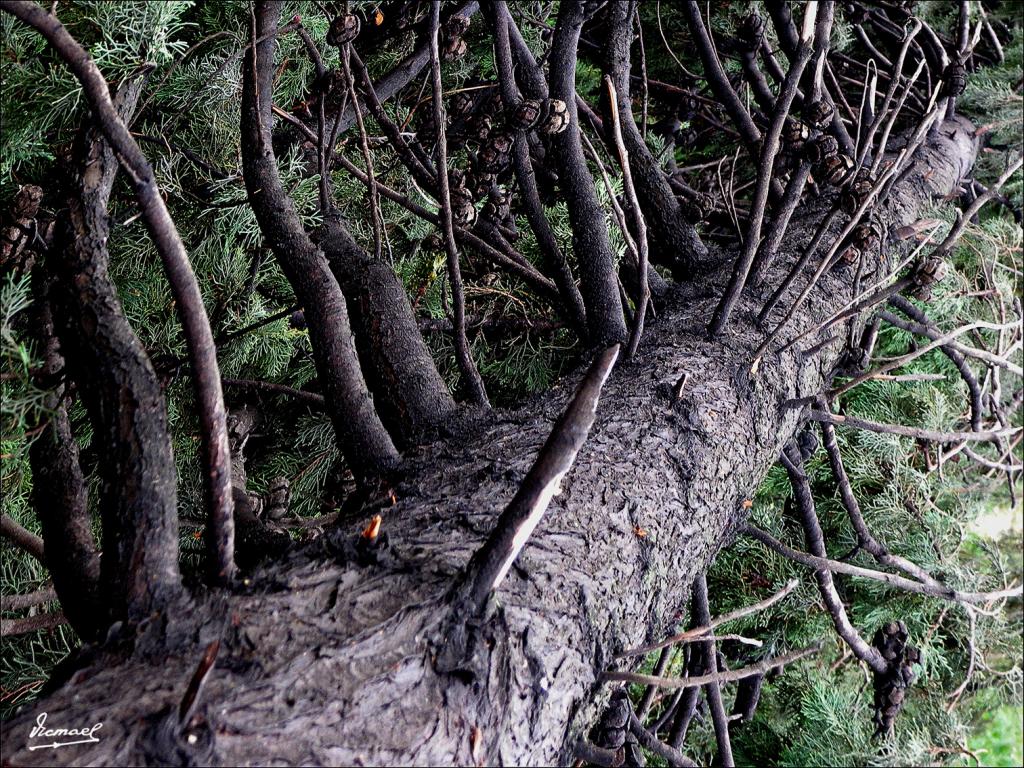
[1,514,45,564]
[742,524,1023,604]
[548,0,626,345]
[708,3,819,336]
[241,0,399,481]
[1,0,235,584]
[487,1,588,337]
[601,1,709,282]
[463,345,619,611]
[429,0,488,406]
[781,443,888,674]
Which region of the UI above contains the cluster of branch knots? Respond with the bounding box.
[0,0,1020,765]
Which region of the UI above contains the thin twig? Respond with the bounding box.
[606,643,823,690]
[0,514,45,564]
[743,524,1023,604]
[693,573,734,767]
[808,408,1018,444]
[604,76,650,358]
[616,578,799,659]
[221,377,326,408]
[428,1,486,406]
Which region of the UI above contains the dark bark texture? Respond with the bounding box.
[241,1,400,479]
[48,76,183,626]
[27,290,103,640]
[316,213,456,444]
[0,118,976,766]
[601,0,711,277]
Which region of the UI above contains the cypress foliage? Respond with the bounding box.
[0,2,1020,764]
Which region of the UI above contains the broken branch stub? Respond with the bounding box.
[464,344,621,611]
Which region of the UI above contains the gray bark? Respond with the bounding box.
[0,118,976,766]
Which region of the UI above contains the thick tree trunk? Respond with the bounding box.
[0,118,975,766]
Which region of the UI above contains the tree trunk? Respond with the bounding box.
[0,118,976,766]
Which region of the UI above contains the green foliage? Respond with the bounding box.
[0,2,1020,762]
[962,703,1024,767]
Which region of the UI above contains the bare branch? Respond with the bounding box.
[605,643,823,690]
[628,709,698,767]
[743,524,1024,604]
[807,409,1019,444]
[0,587,56,612]
[604,76,650,358]
[781,444,888,674]
[617,578,799,659]
[429,0,489,406]
[1,0,235,582]
[0,514,45,564]
[1,611,67,637]
[693,573,734,767]
[486,2,587,336]
[464,345,619,611]
[830,320,1018,399]
[242,0,400,480]
[221,378,326,409]
[548,0,626,345]
[709,2,819,336]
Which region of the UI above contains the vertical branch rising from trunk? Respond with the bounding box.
[49,77,183,623]
[548,0,627,346]
[603,77,650,358]
[487,0,588,338]
[681,1,784,203]
[241,0,400,479]
[27,284,103,639]
[766,0,856,156]
[428,0,489,406]
[601,0,709,279]
[317,215,457,443]
[708,3,820,337]
[692,574,735,767]
[0,0,235,583]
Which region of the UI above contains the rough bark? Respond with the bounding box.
[241,0,400,479]
[47,76,183,626]
[27,288,103,640]
[316,213,457,444]
[0,118,976,766]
